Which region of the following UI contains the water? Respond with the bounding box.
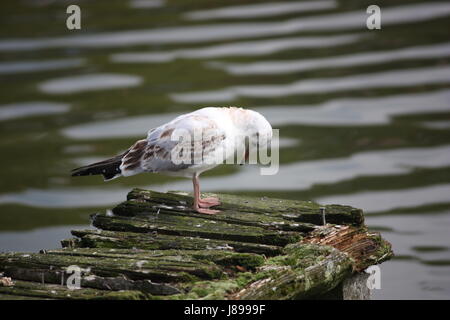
[183,1,338,21]
[38,73,143,94]
[170,65,450,102]
[0,0,449,299]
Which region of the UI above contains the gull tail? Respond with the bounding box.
[71,155,124,181]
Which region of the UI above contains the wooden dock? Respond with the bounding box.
[0,189,393,300]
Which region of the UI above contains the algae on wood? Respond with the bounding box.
[68,229,282,256]
[0,189,392,300]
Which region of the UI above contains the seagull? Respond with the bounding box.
[71,107,272,214]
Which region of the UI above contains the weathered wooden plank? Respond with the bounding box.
[44,247,265,271]
[0,280,149,300]
[3,267,180,295]
[0,293,49,300]
[0,251,226,283]
[0,248,266,295]
[115,198,317,233]
[167,226,392,300]
[150,244,354,300]
[68,229,283,256]
[92,213,302,246]
[0,190,392,300]
[126,189,364,226]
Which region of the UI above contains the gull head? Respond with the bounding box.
[226,107,273,154]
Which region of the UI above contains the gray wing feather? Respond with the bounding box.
[139,114,227,174]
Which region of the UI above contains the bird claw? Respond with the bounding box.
[196,208,221,215]
[198,197,221,208]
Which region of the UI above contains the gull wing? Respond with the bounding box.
[120,114,227,176]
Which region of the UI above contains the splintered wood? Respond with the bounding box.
[302,225,392,272]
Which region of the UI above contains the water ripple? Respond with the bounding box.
[2,144,450,208]
[184,1,336,21]
[0,101,70,121]
[211,42,450,75]
[258,89,450,126]
[111,34,363,63]
[1,2,449,51]
[317,184,450,214]
[130,0,165,9]
[422,121,450,130]
[61,89,450,140]
[0,58,84,75]
[171,65,450,103]
[38,73,143,94]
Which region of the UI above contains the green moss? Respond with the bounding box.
[128,189,364,227]
[92,212,301,246]
[71,229,282,256]
[0,280,151,300]
[165,280,241,300]
[267,243,333,269]
[0,189,393,300]
[203,253,265,270]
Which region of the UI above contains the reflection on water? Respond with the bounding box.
[211,42,450,75]
[422,120,450,130]
[258,90,450,126]
[62,112,177,139]
[1,0,450,300]
[0,58,84,75]
[3,144,450,208]
[369,259,450,299]
[171,65,450,103]
[185,145,450,193]
[366,214,450,299]
[0,187,128,208]
[0,225,89,252]
[62,90,450,139]
[38,73,143,94]
[111,34,363,63]
[1,2,450,51]
[184,1,337,21]
[0,101,70,121]
[318,184,450,214]
[129,0,165,9]
[367,214,450,259]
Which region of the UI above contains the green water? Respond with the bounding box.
[0,0,450,299]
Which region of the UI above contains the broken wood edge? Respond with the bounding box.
[301,224,394,272]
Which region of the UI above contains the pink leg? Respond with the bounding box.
[192,174,220,215]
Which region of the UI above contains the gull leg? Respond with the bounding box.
[192,174,220,215]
